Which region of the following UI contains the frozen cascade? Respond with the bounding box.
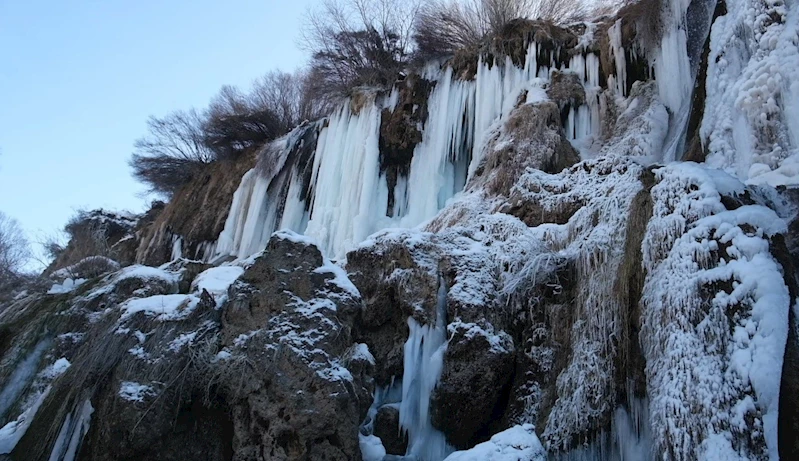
[0,338,51,421]
[655,0,717,162]
[553,396,653,461]
[400,66,474,226]
[398,277,453,460]
[304,100,386,257]
[212,38,606,262]
[48,399,93,461]
[170,235,182,261]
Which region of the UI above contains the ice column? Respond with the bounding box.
[304,100,385,258]
[399,277,452,460]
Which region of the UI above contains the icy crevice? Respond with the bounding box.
[553,394,653,461]
[48,399,94,461]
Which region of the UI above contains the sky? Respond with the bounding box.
[0,0,314,259]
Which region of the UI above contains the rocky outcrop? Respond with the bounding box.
[45,210,139,275]
[218,233,370,460]
[430,322,515,449]
[1,234,375,461]
[373,405,406,455]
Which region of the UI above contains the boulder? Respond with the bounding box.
[430,322,515,449]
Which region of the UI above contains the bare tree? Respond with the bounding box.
[203,84,285,159]
[414,0,536,59]
[130,109,214,197]
[301,0,421,102]
[0,212,30,292]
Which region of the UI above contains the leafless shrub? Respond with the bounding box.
[301,0,421,102]
[0,212,30,298]
[203,85,284,160]
[413,0,536,60]
[130,109,214,197]
[251,70,325,129]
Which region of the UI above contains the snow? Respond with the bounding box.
[120,294,200,321]
[47,278,86,294]
[191,265,244,305]
[168,332,197,352]
[447,321,513,354]
[39,358,71,380]
[359,434,387,461]
[641,163,790,459]
[702,0,799,185]
[443,424,545,461]
[118,382,155,403]
[314,257,361,298]
[115,265,179,283]
[349,343,375,366]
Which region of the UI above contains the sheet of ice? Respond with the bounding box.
[48,399,93,461]
[0,338,51,420]
[304,98,385,258]
[443,424,545,461]
[0,387,50,454]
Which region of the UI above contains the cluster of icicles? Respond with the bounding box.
[202,40,613,263]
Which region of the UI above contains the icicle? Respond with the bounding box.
[170,236,182,261]
[213,169,258,259]
[470,41,540,178]
[304,100,385,258]
[401,67,474,226]
[398,276,453,461]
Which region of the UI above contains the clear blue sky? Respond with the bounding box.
[0,0,314,257]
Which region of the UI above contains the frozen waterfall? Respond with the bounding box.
[209,37,609,262]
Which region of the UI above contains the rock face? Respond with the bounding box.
[219,233,371,461]
[430,322,515,449]
[0,234,372,461]
[373,405,406,455]
[4,0,799,459]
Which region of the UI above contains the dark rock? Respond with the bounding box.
[346,238,440,386]
[430,321,515,449]
[373,405,407,455]
[379,75,435,213]
[219,233,371,460]
[548,70,586,108]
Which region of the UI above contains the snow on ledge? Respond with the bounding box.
[120,294,200,321]
[118,382,155,403]
[443,424,546,461]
